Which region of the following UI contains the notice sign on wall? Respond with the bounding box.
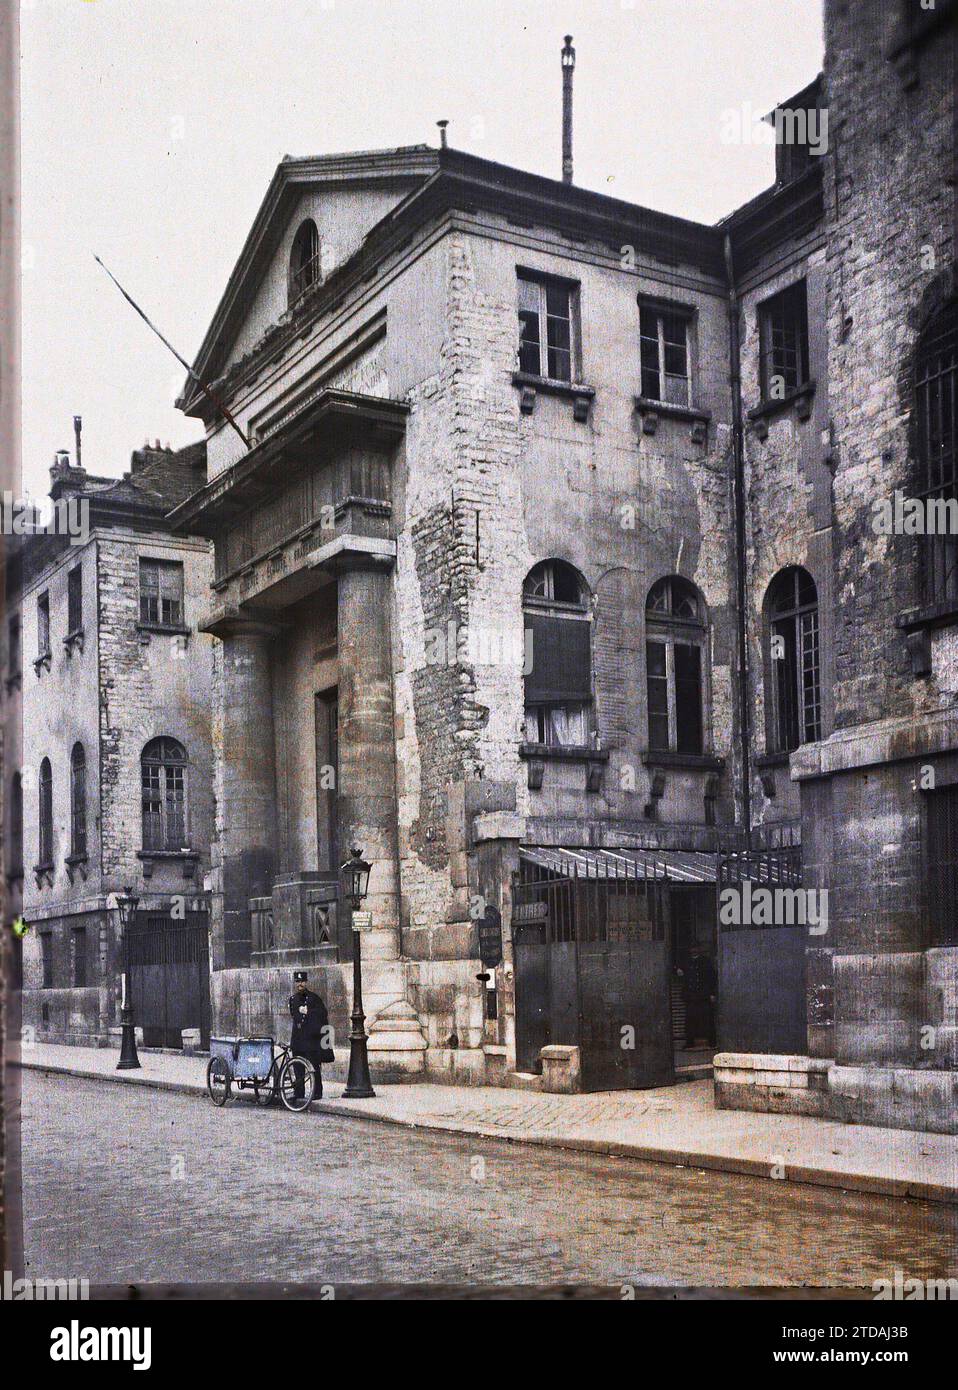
[478,906,503,968]
[351,910,373,932]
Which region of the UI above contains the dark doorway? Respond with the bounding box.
[314,689,339,874]
[128,909,210,1048]
[513,860,674,1090]
[669,885,717,1072]
[716,842,807,1055]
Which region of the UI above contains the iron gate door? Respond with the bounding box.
[717,843,807,1055]
[513,864,674,1090]
[129,910,211,1049]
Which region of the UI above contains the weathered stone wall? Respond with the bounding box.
[779,0,958,1130]
[20,530,216,1045]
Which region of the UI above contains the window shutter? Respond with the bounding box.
[524,613,591,704]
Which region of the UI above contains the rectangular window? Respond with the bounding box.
[70,927,87,988]
[37,591,50,655]
[639,305,691,406]
[139,559,184,628]
[40,932,53,990]
[518,273,576,382]
[7,615,20,676]
[647,638,704,755]
[67,565,82,635]
[142,762,186,850]
[760,281,810,399]
[925,784,958,946]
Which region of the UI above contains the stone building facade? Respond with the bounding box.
[168,1,957,1126]
[6,440,216,1047]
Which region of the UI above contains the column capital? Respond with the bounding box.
[306,532,396,576]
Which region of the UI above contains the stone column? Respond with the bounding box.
[208,615,280,970]
[336,559,401,963]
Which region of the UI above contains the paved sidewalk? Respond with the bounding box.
[12,1041,958,1205]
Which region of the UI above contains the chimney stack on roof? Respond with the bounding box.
[561,35,575,185]
[437,119,449,149]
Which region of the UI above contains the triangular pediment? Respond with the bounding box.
[181,146,439,412]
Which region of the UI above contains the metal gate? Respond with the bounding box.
[717,833,806,1055]
[513,855,673,1091]
[128,909,211,1049]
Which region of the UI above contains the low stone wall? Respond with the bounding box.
[714,1052,831,1119]
[21,986,107,1047]
[715,1052,958,1134]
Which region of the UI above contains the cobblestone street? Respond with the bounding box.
[20,1072,958,1289]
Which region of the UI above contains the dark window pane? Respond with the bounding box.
[545,282,569,318]
[674,643,703,754]
[40,933,53,990]
[646,641,669,751]
[547,345,571,381]
[67,567,82,634]
[773,617,800,752]
[518,309,541,375]
[71,928,87,988]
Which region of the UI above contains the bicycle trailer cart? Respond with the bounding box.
[207,1036,316,1112]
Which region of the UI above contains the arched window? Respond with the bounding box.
[9,771,23,875]
[70,743,87,859]
[914,300,958,607]
[141,738,188,852]
[522,560,592,748]
[645,576,706,755]
[288,219,320,305]
[38,757,53,867]
[766,567,821,753]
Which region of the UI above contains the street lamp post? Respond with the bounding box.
[115,887,141,1070]
[340,846,375,1099]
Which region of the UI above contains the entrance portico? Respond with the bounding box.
[171,389,415,1060]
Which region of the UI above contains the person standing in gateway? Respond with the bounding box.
[289,971,330,1099]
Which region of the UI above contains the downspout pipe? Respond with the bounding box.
[724,231,751,839]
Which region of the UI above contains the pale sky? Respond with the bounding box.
[19,0,823,496]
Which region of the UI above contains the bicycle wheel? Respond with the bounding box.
[279,1055,315,1112]
[206,1056,231,1107]
[254,1065,277,1107]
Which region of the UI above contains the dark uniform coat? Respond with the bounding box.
[289,989,329,1098]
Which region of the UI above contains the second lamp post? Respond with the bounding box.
[340,846,375,1099]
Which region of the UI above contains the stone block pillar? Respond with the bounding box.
[336,559,400,963]
[208,614,281,969]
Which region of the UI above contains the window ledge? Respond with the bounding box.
[754,751,791,769]
[511,372,595,421]
[896,603,958,633]
[518,742,609,762]
[642,751,724,772]
[136,622,190,638]
[65,853,89,884]
[33,863,54,889]
[748,380,816,430]
[5,671,21,694]
[63,629,85,656]
[32,652,51,676]
[137,849,199,881]
[634,397,711,424]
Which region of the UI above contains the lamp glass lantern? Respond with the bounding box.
[341,848,371,908]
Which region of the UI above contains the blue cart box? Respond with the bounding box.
[210,1036,274,1081]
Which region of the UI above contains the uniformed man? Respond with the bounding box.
[289,971,330,1100]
